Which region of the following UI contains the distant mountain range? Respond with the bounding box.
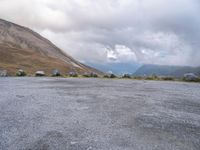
[0,19,101,75]
[86,62,141,75]
[133,64,200,77]
[1,19,199,77]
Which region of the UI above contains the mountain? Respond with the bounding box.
[86,62,141,75]
[133,64,200,77]
[0,19,101,75]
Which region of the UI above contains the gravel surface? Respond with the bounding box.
[0,77,200,150]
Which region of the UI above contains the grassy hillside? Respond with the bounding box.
[0,44,91,76]
[0,19,102,76]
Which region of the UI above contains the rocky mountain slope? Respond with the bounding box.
[0,19,101,75]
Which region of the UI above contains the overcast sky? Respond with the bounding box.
[0,0,200,66]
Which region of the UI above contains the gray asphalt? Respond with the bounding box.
[0,77,200,150]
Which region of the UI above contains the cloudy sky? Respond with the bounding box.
[0,0,200,67]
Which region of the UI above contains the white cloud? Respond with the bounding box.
[107,45,137,63]
[0,0,200,66]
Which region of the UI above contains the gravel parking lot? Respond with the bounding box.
[0,77,200,150]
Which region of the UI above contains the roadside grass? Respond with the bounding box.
[2,71,200,83]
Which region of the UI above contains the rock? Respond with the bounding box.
[103,74,110,78]
[90,72,98,78]
[16,69,26,76]
[183,73,199,81]
[52,69,61,76]
[122,74,131,78]
[68,72,78,77]
[83,72,98,78]
[110,74,117,78]
[35,71,45,76]
[0,70,7,77]
[83,72,90,77]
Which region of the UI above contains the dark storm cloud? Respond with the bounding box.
[0,0,200,66]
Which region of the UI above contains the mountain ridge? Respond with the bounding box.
[133,64,200,77]
[0,19,102,75]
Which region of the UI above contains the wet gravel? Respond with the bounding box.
[0,77,200,150]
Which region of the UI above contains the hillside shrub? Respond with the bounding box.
[145,75,159,80]
[122,74,131,78]
[103,75,110,78]
[83,72,98,78]
[161,76,174,81]
[110,74,117,78]
[16,69,26,77]
[52,69,61,77]
[68,72,78,77]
